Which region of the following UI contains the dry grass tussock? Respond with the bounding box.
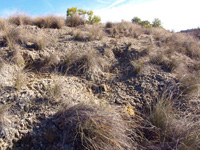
[131,60,144,75]
[27,32,47,50]
[46,79,63,102]
[8,14,33,26]
[73,26,104,41]
[142,91,200,150]
[73,30,89,41]
[12,48,25,67]
[0,106,10,139]
[0,20,47,50]
[0,21,24,49]
[178,73,200,97]
[56,103,135,150]
[150,53,178,72]
[152,28,200,59]
[106,21,144,38]
[34,15,65,29]
[6,14,65,29]
[62,50,110,80]
[86,25,104,40]
[0,57,4,71]
[66,14,85,27]
[15,71,27,91]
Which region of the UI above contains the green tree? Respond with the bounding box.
[152,18,161,27]
[131,17,141,24]
[66,7,101,25]
[90,15,101,24]
[140,20,151,26]
[67,7,78,17]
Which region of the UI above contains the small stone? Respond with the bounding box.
[20,122,24,128]
[15,131,20,138]
[26,42,35,49]
[26,118,32,125]
[19,130,29,135]
[13,137,19,143]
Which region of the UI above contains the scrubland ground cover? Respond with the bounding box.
[0,13,200,150]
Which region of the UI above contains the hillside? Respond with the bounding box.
[0,15,200,150]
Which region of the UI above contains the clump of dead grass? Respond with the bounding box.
[34,15,65,29]
[46,79,63,102]
[142,91,200,150]
[0,21,22,49]
[86,25,104,41]
[61,50,110,81]
[24,32,47,50]
[107,21,144,38]
[7,14,65,29]
[178,73,200,97]
[139,46,151,57]
[56,103,134,150]
[73,26,104,41]
[8,14,33,26]
[15,71,27,91]
[152,28,200,59]
[150,53,177,72]
[0,105,12,140]
[0,57,4,71]
[74,30,89,41]
[131,60,143,75]
[66,14,85,27]
[12,48,25,67]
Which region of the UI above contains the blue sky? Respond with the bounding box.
[0,0,199,31]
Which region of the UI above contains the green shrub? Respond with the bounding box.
[66,7,101,26]
[152,18,162,27]
[90,15,101,24]
[140,20,151,27]
[131,17,141,24]
[131,17,162,28]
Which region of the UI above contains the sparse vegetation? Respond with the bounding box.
[12,48,25,67]
[139,46,151,57]
[0,12,200,150]
[6,14,65,29]
[132,61,143,75]
[61,50,110,81]
[132,16,162,28]
[0,21,22,49]
[143,91,200,150]
[15,71,27,90]
[150,53,177,72]
[57,104,134,150]
[73,26,104,41]
[8,14,33,26]
[106,21,143,38]
[47,79,63,102]
[34,15,65,29]
[0,57,4,71]
[32,35,46,50]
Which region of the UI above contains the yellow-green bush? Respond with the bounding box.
[66,7,101,26]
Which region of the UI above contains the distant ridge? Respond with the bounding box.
[180,28,200,39]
